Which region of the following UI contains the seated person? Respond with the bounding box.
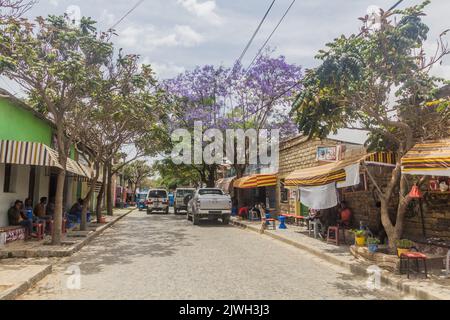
[8,200,32,239]
[338,201,352,228]
[306,208,320,221]
[238,206,249,219]
[249,204,261,220]
[34,197,52,221]
[68,198,84,222]
[23,198,35,219]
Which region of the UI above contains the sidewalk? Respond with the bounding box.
[0,208,133,259]
[0,264,52,300]
[230,217,450,300]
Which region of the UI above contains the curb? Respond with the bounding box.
[0,264,52,300]
[230,219,449,300]
[1,209,134,259]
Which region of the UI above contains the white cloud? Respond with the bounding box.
[147,61,186,79]
[117,24,204,51]
[173,25,204,46]
[177,0,223,25]
[48,0,59,6]
[99,10,116,28]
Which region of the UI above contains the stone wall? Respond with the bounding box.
[343,166,398,234]
[403,192,450,241]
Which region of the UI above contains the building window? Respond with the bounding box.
[280,179,288,203]
[3,164,16,193]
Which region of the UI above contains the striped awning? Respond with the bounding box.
[66,158,89,178]
[0,140,62,169]
[285,151,400,187]
[402,139,450,176]
[234,173,277,189]
[365,152,397,167]
[285,153,373,187]
[0,140,89,178]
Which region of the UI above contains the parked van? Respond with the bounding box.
[146,189,169,214]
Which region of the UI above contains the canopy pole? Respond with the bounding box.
[362,163,384,197]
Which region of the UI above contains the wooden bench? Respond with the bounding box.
[0,226,26,243]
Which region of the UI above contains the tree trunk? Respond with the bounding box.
[378,160,411,252]
[80,165,100,231]
[96,164,107,222]
[52,168,66,245]
[106,160,113,216]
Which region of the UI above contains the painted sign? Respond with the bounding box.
[317,146,338,162]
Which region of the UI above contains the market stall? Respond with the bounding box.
[401,139,450,244]
[284,152,396,210]
[233,173,278,214]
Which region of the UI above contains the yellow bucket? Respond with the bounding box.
[355,236,366,246]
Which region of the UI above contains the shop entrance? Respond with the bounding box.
[48,173,58,200]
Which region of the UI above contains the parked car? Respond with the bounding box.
[186,188,232,225]
[146,189,169,214]
[136,192,148,211]
[174,188,196,214]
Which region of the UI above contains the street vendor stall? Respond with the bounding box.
[401,139,450,243]
[284,151,396,210]
[233,173,278,215]
[401,138,450,177]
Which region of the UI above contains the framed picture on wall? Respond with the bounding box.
[317,146,338,162]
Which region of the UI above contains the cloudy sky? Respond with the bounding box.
[2,0,450,144]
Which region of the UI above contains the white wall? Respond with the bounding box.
[0,164,30,227]
[0,165,51,227]
[36,167,49,202]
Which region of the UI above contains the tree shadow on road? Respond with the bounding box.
[65,214,196,275]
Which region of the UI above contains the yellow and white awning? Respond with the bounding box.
[66,158,90,178]
[234,173,278,189]
[285,151,399,187]
[0,140,62,169]
[402,139,450,177]
[0,140,89,178]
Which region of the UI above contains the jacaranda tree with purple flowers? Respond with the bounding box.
[161,52,302,185]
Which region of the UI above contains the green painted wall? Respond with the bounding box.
[0,99,53,146]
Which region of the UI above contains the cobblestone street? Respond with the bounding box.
[18,209,408,300]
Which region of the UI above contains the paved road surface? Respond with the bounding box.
[19,209,407,300]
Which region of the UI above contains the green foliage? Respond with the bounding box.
[291,1,449,151]
[396,239,414,249]
[153,158,201,190]
[351,229,366,237]
[367,237,381,245]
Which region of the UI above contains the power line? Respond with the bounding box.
[246,0,296,72]
[388,0,404,12]
[108,0,145,31]
[235,0,276,65]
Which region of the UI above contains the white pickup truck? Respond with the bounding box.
[186,188,232,225]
